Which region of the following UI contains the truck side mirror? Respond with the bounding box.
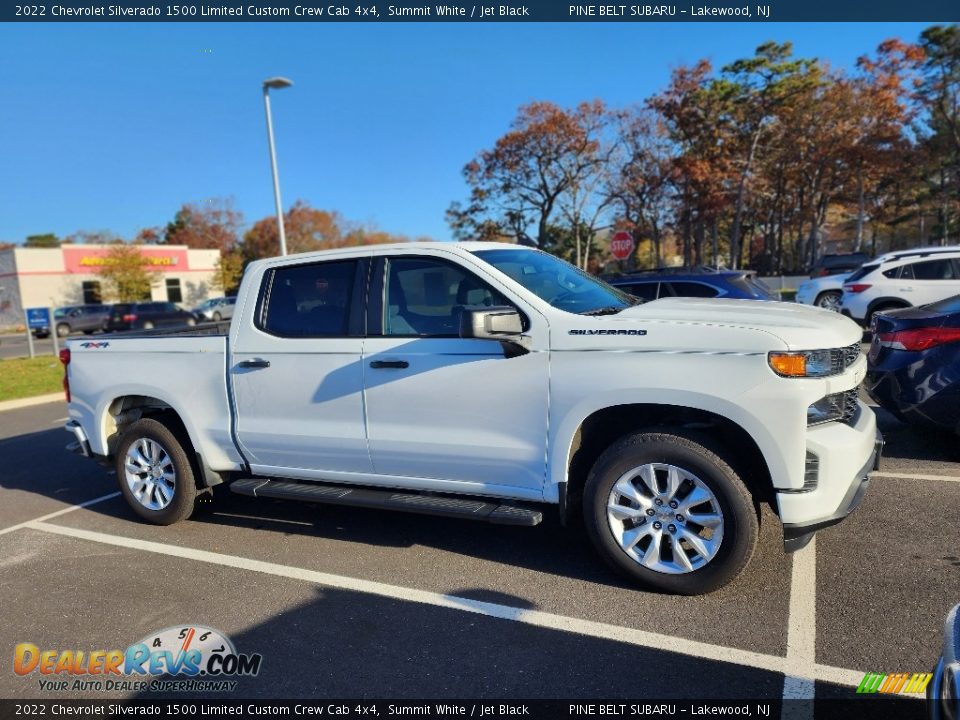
[459,307,523,340]
[459,307,529,357]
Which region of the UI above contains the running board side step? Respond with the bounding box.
[229,478,543,526]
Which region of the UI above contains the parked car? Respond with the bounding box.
[840,246,960,326]
[606,268,777,302]
[63,242,880,595]
[192,296,237,322]
[795,273,852,312]
[808,252,869,278]
[105,302,198,331]
[928,602,959,720]
[52,304,112,337]
[866,294,960,433]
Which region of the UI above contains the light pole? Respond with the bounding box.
[262,76,293,256]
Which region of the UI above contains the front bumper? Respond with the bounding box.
[781,429,883,552]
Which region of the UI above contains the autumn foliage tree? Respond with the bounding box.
[164,198,243,251]
[450,101,618,250]
[242,200,413,262]
[450,25,960,272]
[95,244,160,302]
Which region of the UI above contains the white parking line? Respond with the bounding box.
[0,491,120,536]
[871,470,960,483]
[23,519,870,689]
[781,537,817,718]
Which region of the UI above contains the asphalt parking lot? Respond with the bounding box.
[0,396,957,714]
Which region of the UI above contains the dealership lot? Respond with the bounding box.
[0,399,957,707]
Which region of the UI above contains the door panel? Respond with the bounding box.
[232,258,371,475]
[901,258,960,306]
[363,337,548,491]
[362,256,548,495]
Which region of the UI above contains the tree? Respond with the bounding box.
[714,43,820,268]
[95,244,160,302]
[610,108,677,268]
[450,102,601,246]
[164,198,243,251]
[24,233,60,248]
[555,101,618,268]
[242,201,410,262]
[211,250,245,295]
[917,26,960,243]
[242,201,348,261]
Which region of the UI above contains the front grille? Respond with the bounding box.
[813,389,861,426]
[840,388,859,424]
[824,388,861,425]
[831,342,863,374]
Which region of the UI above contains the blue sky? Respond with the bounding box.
[0,22,932,244]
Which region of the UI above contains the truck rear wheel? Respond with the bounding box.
[115,418,197,525]
[584,432,758,595]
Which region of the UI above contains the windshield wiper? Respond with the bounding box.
[580,305,629,316]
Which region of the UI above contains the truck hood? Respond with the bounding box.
[607,297,863,350]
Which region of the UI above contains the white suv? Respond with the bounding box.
[840,246,960,325]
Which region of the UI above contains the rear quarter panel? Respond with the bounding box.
[66,335,244,471]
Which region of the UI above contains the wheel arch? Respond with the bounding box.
[559,403,774,526]
[102,394,225,488]
[867,296,911,318]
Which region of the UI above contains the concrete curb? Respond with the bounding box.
[0,393,65,413]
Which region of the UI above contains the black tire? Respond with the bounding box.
[56,323,71,337]
[115,418,197,525]
[584,431,758,595]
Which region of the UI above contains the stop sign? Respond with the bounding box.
[610,231,635,260]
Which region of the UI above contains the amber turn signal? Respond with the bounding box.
[769,353,807,377]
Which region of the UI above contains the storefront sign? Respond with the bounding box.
[62,247,190,273]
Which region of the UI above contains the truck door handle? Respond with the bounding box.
[370,360,409,369]
[238,358,270,369]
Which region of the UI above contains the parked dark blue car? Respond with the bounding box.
[605,267,777,302]
[866,294,960,434]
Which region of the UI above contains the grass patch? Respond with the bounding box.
[0,356,63,402]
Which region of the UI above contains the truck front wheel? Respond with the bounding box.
[584,432,758,595]
[115,418,197,525]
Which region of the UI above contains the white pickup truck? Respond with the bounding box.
[63,242,882,594]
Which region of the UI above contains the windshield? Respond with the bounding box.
[474,248,635,314]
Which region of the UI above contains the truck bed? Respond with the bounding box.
[66,326,244,473]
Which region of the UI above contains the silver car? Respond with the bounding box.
[192,297,236,322]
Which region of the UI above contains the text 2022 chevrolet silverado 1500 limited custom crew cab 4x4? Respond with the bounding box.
[62,243,881,594]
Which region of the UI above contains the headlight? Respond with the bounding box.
[769,349,833,377]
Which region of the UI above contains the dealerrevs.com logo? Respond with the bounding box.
[14,625,262,693]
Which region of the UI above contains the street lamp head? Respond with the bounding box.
[263,76,293,90]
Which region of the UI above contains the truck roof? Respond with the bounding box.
[245,241,530,270]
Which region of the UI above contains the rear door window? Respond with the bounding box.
[261,260,358,337]
[908,258,957,280]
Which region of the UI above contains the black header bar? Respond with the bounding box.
[5,0,959,22]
